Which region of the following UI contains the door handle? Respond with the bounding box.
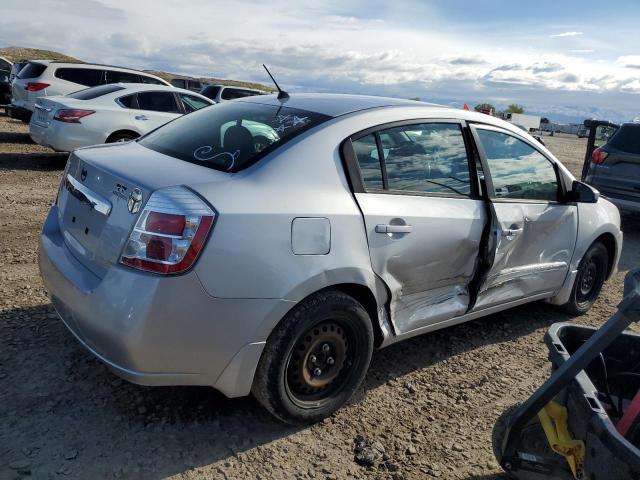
[503,227,523,237]
[375,224,413,234]
[134,115,148,121]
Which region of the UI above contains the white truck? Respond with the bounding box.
[506,113,541,132]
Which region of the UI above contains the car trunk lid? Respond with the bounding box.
[57,141,227,278]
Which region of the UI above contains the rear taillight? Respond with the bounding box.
[120,186,215,274]
[53,109,95,124]
[591,147,609,165]
[25,82,50,92]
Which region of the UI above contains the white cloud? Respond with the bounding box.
[0,0,638,122]
[617,55,640,69]
[550,31,583,38]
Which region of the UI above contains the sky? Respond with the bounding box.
[2,0,640,123]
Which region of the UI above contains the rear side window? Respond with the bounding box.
[105,70,140,84]
[608,124,640,154]
[140,75,166,85]
[68,84,125,100]
[476,129,558,201]
[139,101,330,172]
[371,123,471,196]
[221,88,256,100]
[116,94,136,108]
[55,68,103,87]
[17,62,47,79]
[352,134,383,189]
[178,93,210,113]
[137,92,180,113]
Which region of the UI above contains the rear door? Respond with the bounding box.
[470,125,577,310]
[131,91,182,131]
[347,120,487,334]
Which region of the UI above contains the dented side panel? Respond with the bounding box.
[473,202,578,310]
[354,192,486,334]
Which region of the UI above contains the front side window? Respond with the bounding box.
[379,123,471,196]
[54,68,103,87]
[476,129,558,201]
[136,92,180,113]
[140,101,330,172]
[178,93,210,113]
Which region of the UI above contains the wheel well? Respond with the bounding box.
[106,130,139,142]
[328,283,385,348]
[594,232,617,278]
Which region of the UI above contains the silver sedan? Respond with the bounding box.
[39,93,622,424]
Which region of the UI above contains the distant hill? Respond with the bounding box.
[0,46,274,91]
[0,46,81,63]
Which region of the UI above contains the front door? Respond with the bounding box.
[470,125,578,310]
[349,120,487,334]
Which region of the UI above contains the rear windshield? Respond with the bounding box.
[139,101,330,172]
[609,124,640,154]
[17,62,47,79]
[68,84,125,100]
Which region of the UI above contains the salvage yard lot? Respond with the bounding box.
[1,111,639,480]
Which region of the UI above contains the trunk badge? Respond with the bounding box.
[127,188,143,214]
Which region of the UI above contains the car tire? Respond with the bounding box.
[563,241,608,316]
[107,132,138,143]
[252,289,374,425]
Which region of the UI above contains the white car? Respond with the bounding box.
[29,84,213,151]
[9,61,170,122]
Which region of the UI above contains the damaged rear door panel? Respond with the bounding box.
[469,125,578,310]
[346,120,487,335]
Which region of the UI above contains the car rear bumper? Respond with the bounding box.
[29,120,99,152]
[38,205,294,397]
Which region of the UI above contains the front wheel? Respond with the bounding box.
[252,290,374,425]
[563,241,608,315]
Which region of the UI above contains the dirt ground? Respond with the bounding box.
[1,113,639,480]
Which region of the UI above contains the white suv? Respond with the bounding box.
[8,61,170,122]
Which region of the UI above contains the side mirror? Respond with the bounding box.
[566,180,599,203]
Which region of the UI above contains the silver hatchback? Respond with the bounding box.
[39,94,622,424]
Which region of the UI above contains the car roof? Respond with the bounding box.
[238,93,444,117]
[113,83,212,99]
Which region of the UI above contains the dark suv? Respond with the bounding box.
[585,122,640,212]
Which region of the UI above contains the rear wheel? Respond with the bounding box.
[106,131,138,143]
[563,241,608,315]
[252,290,374,425]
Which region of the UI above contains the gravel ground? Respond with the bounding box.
[1,114,639,480]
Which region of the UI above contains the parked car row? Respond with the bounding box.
[2,58,268,151]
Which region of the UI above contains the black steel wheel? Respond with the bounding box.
[252,290,374,424]
[563,241,608,315]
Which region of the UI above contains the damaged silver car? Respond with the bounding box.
[39,94,622,424]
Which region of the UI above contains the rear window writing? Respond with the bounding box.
[68,84,125,100]
[139,101,330,172]
[608,124,640,155]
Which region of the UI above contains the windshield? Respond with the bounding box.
[139,101,330,172]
